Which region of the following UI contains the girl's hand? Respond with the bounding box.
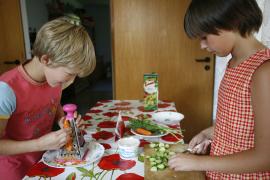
[168,153,199,171]
[188,132,211,154]
[37,128,71,151]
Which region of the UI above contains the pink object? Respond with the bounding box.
[0,65,62,179]
[63,104,77,120]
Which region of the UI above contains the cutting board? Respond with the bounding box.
[144,143,205,180]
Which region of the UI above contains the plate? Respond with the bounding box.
[130,126,169,138]
[152,111,184,125]
[42,142,104,168]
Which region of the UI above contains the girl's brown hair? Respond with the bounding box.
[184,0,262,38]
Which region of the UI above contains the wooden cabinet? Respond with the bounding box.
[111,0,214,141]
[0,0,25,75]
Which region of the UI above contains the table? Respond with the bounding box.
[24,100,184,180]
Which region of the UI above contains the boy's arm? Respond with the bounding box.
[0,83,69,155]
[0,117,69,155]
[0,117,8,138]
[0,117,41,154]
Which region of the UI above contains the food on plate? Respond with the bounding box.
[135,128,152,136]
[129,118,182,138]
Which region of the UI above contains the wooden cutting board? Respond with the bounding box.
[144,143,205,180]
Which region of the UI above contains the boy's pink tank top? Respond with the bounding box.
[207,49,270,179]
[0,65,61,179]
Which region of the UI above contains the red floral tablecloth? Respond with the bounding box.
[24,100,184,180]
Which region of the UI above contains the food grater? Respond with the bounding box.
[58,104,88,160]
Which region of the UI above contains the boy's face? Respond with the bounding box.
[199,30,236,57]
[43,65,78,88]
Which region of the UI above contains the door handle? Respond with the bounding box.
[4,59,20,65]
[195,57,210,63]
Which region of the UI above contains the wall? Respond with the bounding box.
[25,0,48,31]
[21,0,268,119]
[85,5,111,64]
[212,0,268,120]
[20,0,31,59]
[21,0,111,64]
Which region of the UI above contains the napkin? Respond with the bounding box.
[115,111,125,141]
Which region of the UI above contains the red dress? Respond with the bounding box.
[207,49,270,179]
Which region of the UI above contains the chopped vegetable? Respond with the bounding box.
[147,142,176,172]
[138,153,145,162]
[136,128,152,136]
[150,166,158,172]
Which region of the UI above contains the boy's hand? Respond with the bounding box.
[58,117,65,129]
[37,128,71,151]
[58,112,85,130]
[74,113,85,130]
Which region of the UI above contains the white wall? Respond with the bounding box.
[20,0,31,59]
[212,0,268,120]
[21,0,49,59]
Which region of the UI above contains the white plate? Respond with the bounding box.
[130,127,168,138]
[42,142,104,168]
[152,111,184,125]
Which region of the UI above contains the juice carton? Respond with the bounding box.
[144,73,158,110]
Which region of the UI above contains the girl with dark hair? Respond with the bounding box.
[169,0,270,179]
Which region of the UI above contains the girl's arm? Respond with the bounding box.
[188,125,214,154]
[200,125,214,139]
[169,61,270,173]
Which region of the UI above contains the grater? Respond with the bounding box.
[59,104,88,160]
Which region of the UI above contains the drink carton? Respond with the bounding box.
[144,73,158,110]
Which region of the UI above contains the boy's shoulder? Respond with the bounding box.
[0,66,21,83]
[0,81,16,116]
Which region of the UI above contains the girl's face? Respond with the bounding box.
[44,65,78,88]
[199,30,236,57]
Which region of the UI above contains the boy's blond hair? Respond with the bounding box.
[32,16,96,77]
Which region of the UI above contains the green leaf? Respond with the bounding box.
[76,167,94,177]
[66,172,76,180]
[77,167,90,174]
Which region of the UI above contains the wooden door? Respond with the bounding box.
[0,0,25,75]
[111,0,214,142]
